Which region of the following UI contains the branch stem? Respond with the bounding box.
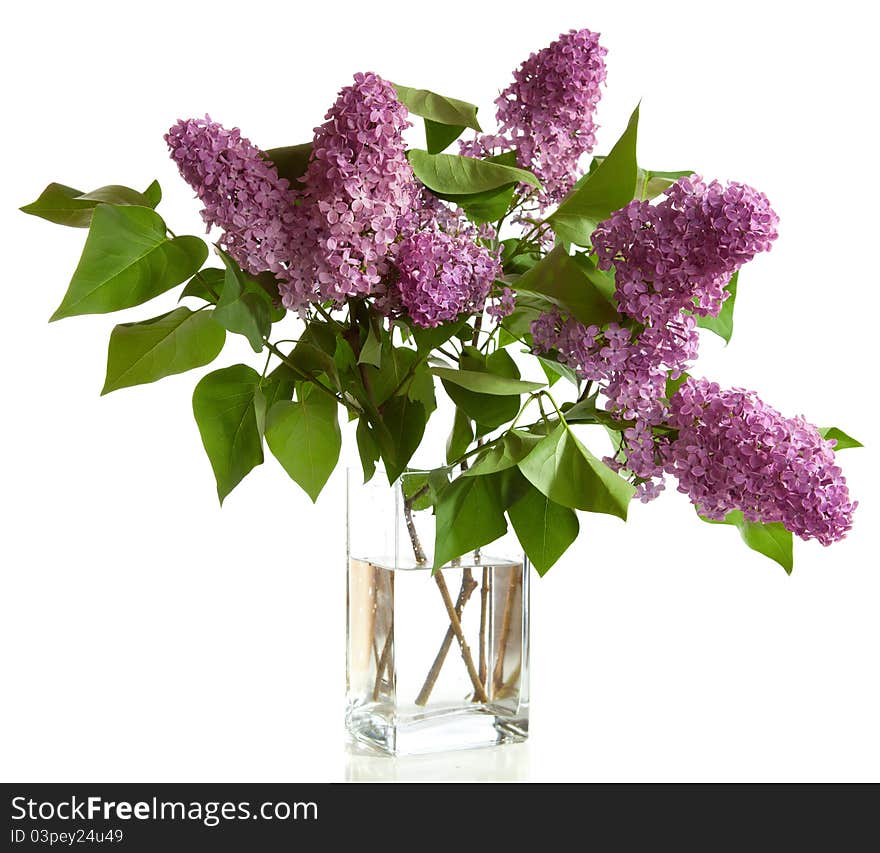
[414,568,478,706]
[492,566,521,694]
[432,570,489,704]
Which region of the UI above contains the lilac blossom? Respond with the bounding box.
[395,229,501,328]
[279,72,423,310]
[664,378,856,545]
[165,116,298,276]
[487,287,516,320]
[531,308,697,424]
[494,29,607,207]
[459,30,606,208]
[592,176,779,326]
[604,420,667,503]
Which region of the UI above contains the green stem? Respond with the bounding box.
[311,301,345,330]
[507,221,550,261]
[262,340,354,411]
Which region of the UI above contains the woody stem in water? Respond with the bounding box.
[401,483,488,705]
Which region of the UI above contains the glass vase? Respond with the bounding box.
[346,469,530,756]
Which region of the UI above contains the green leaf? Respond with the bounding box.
[401,470,443,512]
[356,419,381,483]
[518,423,635,519]
[288,340,339,388]
[408,149,539,196]
[508,484,579,575]
[514,247,619,328]
[696,272,738,344]
[424,119,465,154]
[375,397,427,484]
[259,362,297,415]
[180,268,224,304]
[263,143,312,186]
[701,511,793,574]
[102,307,226,394]
[21,181,161,228]
[50,205,207,321]
[393,84,481,131]
[538,355,578,387]
[463,430,542,477]
[250,271,286,322]
[213,250,271,352]
[192,364,264,503]
[636,168,693,201]
[446,407,473,464]
[502,237,542,276]
[563,395,633,431]
[818,427,863,450]
[362,345,418,405]
[495,466,531,509]
[440,348,526,433]
[439,183,517,224]
[265,392,341,502]
[430,367,543,396]
[407,362,437,416]
[411,317,468,354]
[433,474,508,568]
[142,180,162,207]
[357,322,383,367]
[549,104,640,246]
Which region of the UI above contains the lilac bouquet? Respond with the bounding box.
[22,28,859,576]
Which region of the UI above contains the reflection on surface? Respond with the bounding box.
[345,742,530,782]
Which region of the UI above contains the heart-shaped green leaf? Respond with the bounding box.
[508,484,580,575]
[192,364,264,504]
[180,268,224,304]
[102,307,226,394]
[50,204,207,320]
[265,392,341,502]
[518,423,635,519]
[433,474,508,569]
[356,418,381,484]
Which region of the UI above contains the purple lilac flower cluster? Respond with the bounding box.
[592,176,779,326]
[487,287,516,320]
[531,303,698,425]
[396,228,501,328]
[168,74,498,326]
[165,116,298,276]
[460,29,606,209]
[532,176,779,502]
[280,72,424,309]
[664,378,856,545]
[496,29,607,206]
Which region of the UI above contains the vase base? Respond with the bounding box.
[346,703,529,757]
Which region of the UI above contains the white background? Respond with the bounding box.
[3,0,878,782]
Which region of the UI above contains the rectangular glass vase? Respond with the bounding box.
[346,470,530,756]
